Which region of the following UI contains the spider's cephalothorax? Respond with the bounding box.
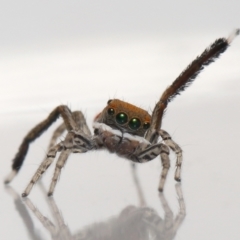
[4,29,239,197]
[94,99,151,137]
[93,99,154,161]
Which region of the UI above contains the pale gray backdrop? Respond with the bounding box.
[1,1,240,239]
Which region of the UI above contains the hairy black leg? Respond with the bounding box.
[5,105,78,184]
[146,29,240,142]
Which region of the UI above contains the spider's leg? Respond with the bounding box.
[72,111,91,136]
[159,129,182,181]
[48,149,71,196]
[22,142,64,197]
[47,122,66,151]
[137,143,170,192]
[145,29,239,142]
[5,105,79,184]
[45,111,91,155]
[48,129,94,196]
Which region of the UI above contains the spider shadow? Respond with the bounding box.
[5,166,186,240]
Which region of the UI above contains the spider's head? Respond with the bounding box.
[94,99,151,137]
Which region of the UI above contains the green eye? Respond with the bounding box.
[108,108,115,115]
[129,118,141,130]
[143,122,150,129]
[116,112,128,124]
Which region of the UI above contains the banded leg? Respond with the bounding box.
[159,129,183,181]
[48,149,71,196]
[22,142,64,197]
[136,143,170,192]
[47,126,94,196]
[45,111,91,153]
[5,105,78,184]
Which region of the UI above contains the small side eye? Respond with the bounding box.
[129,118,141,130]
[116,112,128,124]
[143,122,150,129]
[107,99,113,104]
[107,108,115,115]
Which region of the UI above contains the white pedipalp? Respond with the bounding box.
[93,122,150,145]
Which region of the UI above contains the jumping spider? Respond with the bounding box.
[5,29,239,197]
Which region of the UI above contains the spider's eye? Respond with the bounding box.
[143,122,150,129]
[116,112,128,125]
[108,108,115,115]
[107,99,113,104]
[129,118,141,130]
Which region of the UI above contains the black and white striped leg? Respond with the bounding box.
[159,129,183,182]
[137,143,170,192]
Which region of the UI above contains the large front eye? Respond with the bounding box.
[116,112,128,124]
[129,118,141,130]
[143,122,150,129]
[108,108,115,115]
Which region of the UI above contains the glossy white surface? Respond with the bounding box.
[1,1,240,239]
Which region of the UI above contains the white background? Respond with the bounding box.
[1,1,240,239]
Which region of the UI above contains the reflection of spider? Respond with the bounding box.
[5,169,186,240]
[5,30,239,197]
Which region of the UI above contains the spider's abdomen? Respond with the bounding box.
[94,99,151,137]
